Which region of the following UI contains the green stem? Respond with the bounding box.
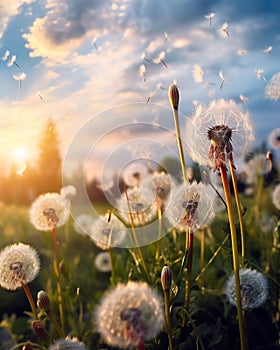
[220,166,246,350]
[163,289,174,350]
[109,246,116,285]
[172,107,187,183]
[155,206,162,260]
[200,228,205,287]
[21,282,38,320]
[229,160,245,267]
[185,227,194,310]
[46,309,65,338]
[51,226,65,332]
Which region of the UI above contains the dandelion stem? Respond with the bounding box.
[220,166,246,350]
[155,207,162,260]
[21,282,38,320]
[200,227,205,286]
[185,227,194,310]
[109,246,116,285]
[124,190,151,283]
[163,288,174,350]
[229,160,245,267]
[51,226,65,333]
[46,309,65,338]
[172,107,188,183]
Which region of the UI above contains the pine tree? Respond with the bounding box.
[35,119,62,194]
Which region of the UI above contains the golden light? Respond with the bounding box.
[12,146,28,175]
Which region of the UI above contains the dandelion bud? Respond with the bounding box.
[168,83,179,110]
[22,343,33,350]
[37,290,51,312]
[59,260,65,274]
[32,320,49,340]
[161,266,173,290]
[266,150,273,162]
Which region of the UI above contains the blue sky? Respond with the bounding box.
[0,0,279,179]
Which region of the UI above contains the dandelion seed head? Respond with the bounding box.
[268,128,280,149]
[165,181,216,231]
[73,214,95,235]
[226,268,269,309]
[185,99,254,170]
[48,336,88,350]
[0,243,40,290]
[95,282,164,348]
[29,193,70,231]
[95,252,111,272]
[121,161,149,187]
[272,184,280,210]
[265,73,280,100]
[116,187,158,226]
[89,214,127,249]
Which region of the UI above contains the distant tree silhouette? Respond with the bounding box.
[35,119,62,194]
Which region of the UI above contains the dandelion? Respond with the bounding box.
[95,282,164,349]
[2,49,10,60]
[268,127,280,149]
[165,181,215,231]
[29,192,70,231]
[192,64,204,83]
[121,161,149,187]
[116,187,157,227]
[265,72,280,100]
[48,336,88,350]
[152,51,168,68]
[226,268,269,309]
[95,252,111,272]
[255,68,266,81]
[89,213,127,249]
[73,214,95,235]
[204,12,215,26]
[185,99,254,171]
[218,22,230,37]
[272,184,280,210]
[139,172,172,209]
[0,243,40,290]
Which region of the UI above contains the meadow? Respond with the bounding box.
[0,92,279,350]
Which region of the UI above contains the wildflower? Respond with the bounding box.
[185,99,254,171]
[48,336,87,350]
[29,193,70,231]
[272,184,280,210]
[94,252,111,272]
[265,72,280,100]
[73,214,95,235]
[165,181,216,231]
[89,214,127,249]
[226,268,269,309]
[0,243,40,290]
[268,128,280,149]
[95,282,164,348]
[139,172,173,209]
[116,187,158,226]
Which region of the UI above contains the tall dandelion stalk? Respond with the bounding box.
[185,99,254,350]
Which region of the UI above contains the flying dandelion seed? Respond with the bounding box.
[204,12,215,26]
[192,64,204,83]
[255,69,267,81]
[91,36,98,50]
[1,50,10,61]
[239,94,249,102]
[218,70,231,90]
[163,32,172,43]
[141,52,151,63]
[152,51,168,68]
[218,22,230,37]
[263,46,273,56]
[7,55,20,68]
[139,64,146,81]
[13,72,27,90]
[237,49,248,55]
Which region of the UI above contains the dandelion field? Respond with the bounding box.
[0,93,280,350]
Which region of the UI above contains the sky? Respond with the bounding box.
[0,0,280,181]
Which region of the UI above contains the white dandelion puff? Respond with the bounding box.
[48,336,88,350]
[95,282,164,349]
[95,252,111,272]
[265,72,280,100]
[268,128,280,149]
[121,161,150,188]
[226,268,269,309]
[0,243,40,291]
[73,214,95,235]
[29,192,70,231]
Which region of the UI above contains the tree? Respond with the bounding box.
[35,119,62,194]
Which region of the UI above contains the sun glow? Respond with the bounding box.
[12,146,28,175]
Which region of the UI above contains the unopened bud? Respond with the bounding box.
[37,290,51,312]
[161,265,173,290]
[168,84,179,111]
